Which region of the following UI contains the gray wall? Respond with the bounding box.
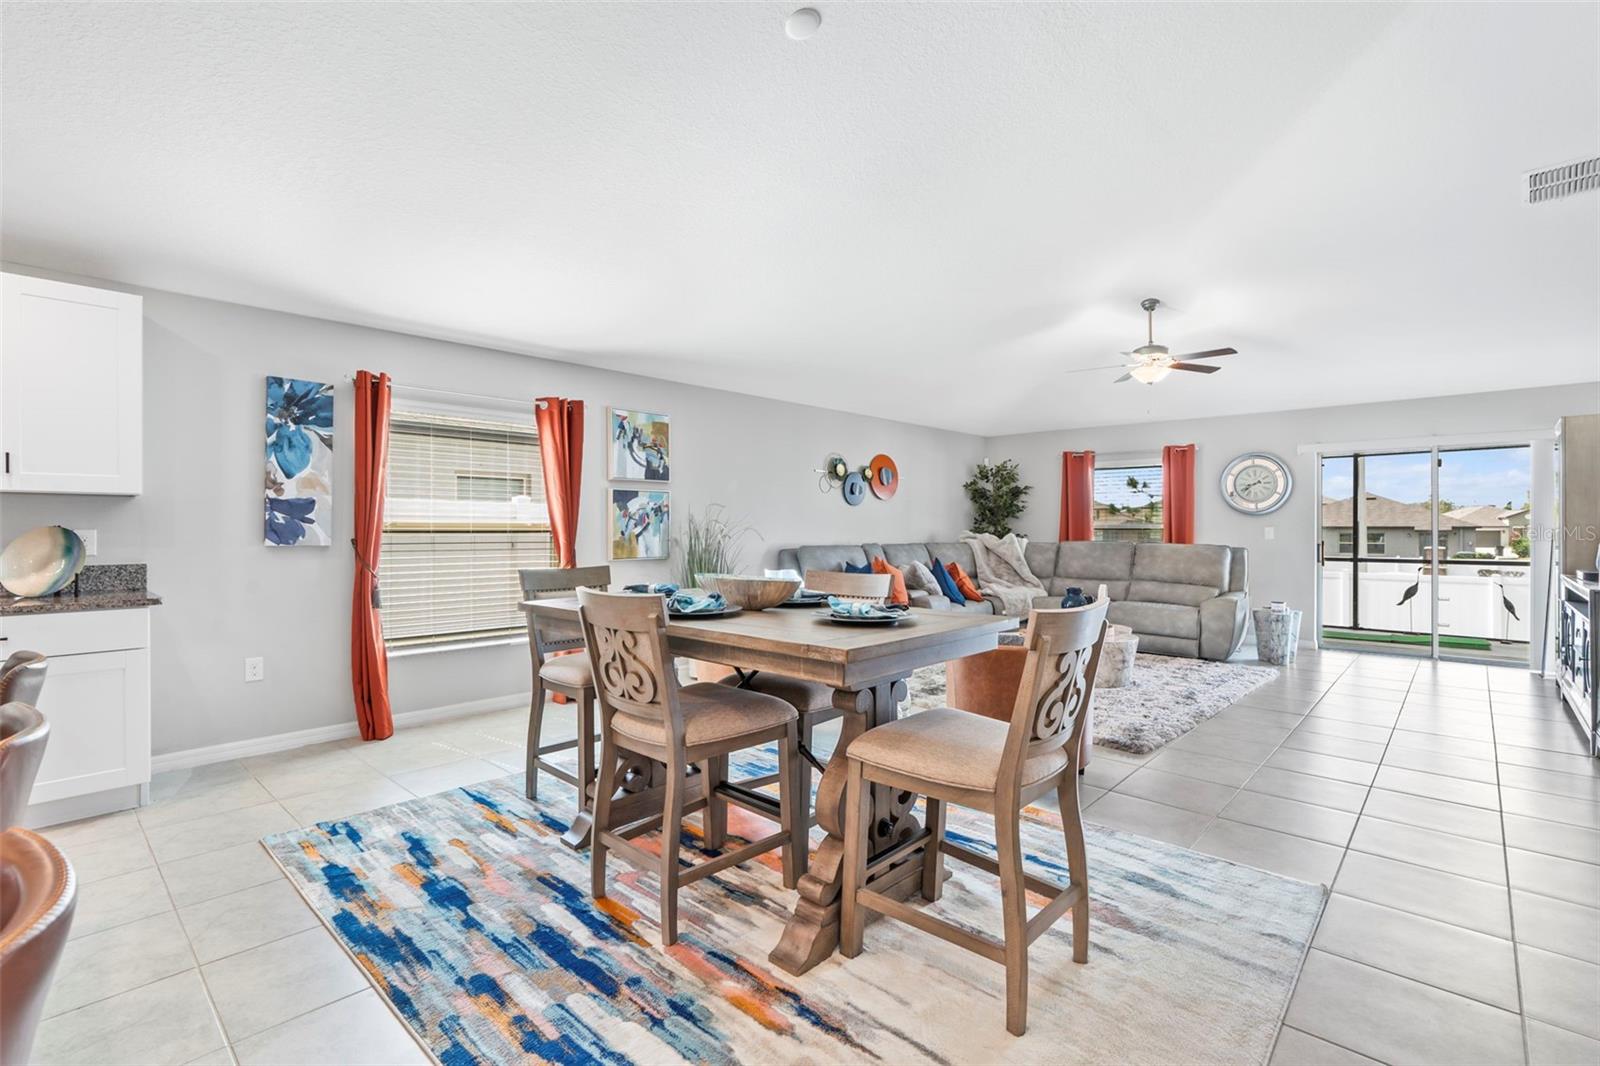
[0,269,984,756]
[984,383,1600,628]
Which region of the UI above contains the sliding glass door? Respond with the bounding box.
[1318,445,1531,664]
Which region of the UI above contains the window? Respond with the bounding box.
[378,410,554,646]
[1366,530,1386,555]
[1092,465,1164,543]
[1336,530,1353,556]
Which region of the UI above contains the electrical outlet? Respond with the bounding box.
[244,657,265,683]
[77,529,98,556]
[1263,526,1276,541]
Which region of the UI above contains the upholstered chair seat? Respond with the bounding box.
[610,683,796,748]
[716,672,833,714]
[537,656,593,689]
[846,707,1070,794]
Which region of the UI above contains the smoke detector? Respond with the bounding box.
[1524,156,1600,204]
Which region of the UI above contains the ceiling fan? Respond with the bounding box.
[1070,298,1237,384]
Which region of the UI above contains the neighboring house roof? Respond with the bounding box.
[1444,505,1513,528]
[1321,495,1477,532]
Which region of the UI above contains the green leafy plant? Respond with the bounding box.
[674,504,759,586]
[963,460,1032,537]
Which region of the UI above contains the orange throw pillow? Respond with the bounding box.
[871,557,909,606]
[947,562,983,602]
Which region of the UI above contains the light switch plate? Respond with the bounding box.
[244,657,265,683]
[1263,526,1276,541]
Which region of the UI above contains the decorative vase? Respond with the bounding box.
[1060,586,1094,609]
[0,525,87,598]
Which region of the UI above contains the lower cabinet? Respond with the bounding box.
[2,606,153,821]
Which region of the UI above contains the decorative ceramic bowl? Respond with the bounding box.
[0,526,87,598]
[700,574,801,611]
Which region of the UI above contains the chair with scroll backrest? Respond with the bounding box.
[519,566,611,804]
[0,826,76,1064]
[841,600,1108,1036]
[578,587,806,946]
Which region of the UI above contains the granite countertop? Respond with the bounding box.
[0,589,163,616]
[0,563,161,616]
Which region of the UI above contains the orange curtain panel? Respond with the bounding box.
[351,370,394,741]
[1059,450,1096,541]
[1163,443,1197,544]
[535,397,585,568]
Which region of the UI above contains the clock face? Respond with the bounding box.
[1221,453,1292,514]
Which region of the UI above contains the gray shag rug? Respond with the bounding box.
[907,654,1278,754]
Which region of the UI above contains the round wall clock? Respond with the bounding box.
[1220,452,1293,514]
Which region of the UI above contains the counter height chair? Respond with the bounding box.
[0,700,49,832]
[519,565,611,806]
[841,600,1108,1036]
[0,826,76,1066]
[578,587,806,947]
[0,651,47,707]
[715,569,893,866]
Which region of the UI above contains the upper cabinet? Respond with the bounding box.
[1,272,143,495]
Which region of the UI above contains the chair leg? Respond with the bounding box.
[1057,777,1090,964]
[574,689,596,818]
[921,795,945,901]
[840,759,869,958]
[699,754,728,850]
[659,760,686,947]
[525,680,546,800]
[777,726,803,889]
[995,805,1030,1037]
[589,735,617,900]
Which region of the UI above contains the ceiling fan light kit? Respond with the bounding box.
[1074,297,1238,385]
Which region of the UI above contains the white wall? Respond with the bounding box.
[0,268,984,757]
[984,384,1600,634]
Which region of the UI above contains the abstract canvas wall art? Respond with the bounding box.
[609,488,670,560]
[264,376,334,547]
[609,408,670,481]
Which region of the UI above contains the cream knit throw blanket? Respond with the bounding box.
[961,532,1047,617]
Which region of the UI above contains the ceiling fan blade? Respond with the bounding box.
[1169,362,1221,374]
[1066,363,1133,374]
[1170,347,1236,361]
[1113,372,1134,383]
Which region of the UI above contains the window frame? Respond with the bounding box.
[1090,461,1166,544]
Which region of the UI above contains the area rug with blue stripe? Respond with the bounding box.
[261,751,1323,1065]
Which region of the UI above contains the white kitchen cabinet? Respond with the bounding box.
[2,607,153,824]
[1,271,143,495]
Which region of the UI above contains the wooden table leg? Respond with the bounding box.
[769,676,919,976]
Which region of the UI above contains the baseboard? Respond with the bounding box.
[150,691,532,774]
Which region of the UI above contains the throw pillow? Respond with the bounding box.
[929,557,967,606]
[947,561,983,602]
[901,559,940,594]
[870,557,909,606]
[843,560,874,575]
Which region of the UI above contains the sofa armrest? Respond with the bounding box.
[908,589,936,609]
[918,591,953,610]
[1199,591,1249,661]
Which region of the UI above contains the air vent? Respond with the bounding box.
[1525,156,1600,204]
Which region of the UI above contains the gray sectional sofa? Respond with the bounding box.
[775,539,1250,661]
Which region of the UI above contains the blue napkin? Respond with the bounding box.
[623,582,680,597]
[827,597,902,620]
[668,591,727,614]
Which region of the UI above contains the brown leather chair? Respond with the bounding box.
[0,827,77,1065]
[0,650,48,706]
[946,641,1094,768]
[0,703,49,831]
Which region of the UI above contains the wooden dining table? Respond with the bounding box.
[520,596,1019,975]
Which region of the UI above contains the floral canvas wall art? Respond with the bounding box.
[609,408,670,481]
[609,488,670,560]
[265,376,333,547]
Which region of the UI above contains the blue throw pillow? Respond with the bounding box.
[929,557,967,606]
[843,561,874,575]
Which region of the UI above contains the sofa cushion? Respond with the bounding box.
[1130,543,1231,593]
[944,598,997,615]
[926,541,978,575]
[947,562,983,602]
[844,560,874,575]
[1129,580,1219,607]
[1049,576,1131,601]
[1023,540,1058,583]
[900,559,941,595]
[881,542,932,569]
[930,557,967,605]
[796,545,870,573]
[1108,600,1200,639]
[1054,542,1136,582]
[871,557,909,606]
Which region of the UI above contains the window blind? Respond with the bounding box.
[379,409,554,646]
[1092,464,1165,543]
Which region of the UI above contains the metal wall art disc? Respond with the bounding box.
[825,455,849,482]
[868,453,899,499]
[841,471,867,506]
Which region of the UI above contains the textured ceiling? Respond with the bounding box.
[3,2,1596,436]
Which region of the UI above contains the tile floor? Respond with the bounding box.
[29,647,1600,1065]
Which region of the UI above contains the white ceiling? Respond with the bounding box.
[3,2,1596,436]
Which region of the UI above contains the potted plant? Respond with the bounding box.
[963,460,1032,537]
[673,505,759,681]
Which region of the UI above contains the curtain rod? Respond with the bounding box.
[343,374,547,408]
